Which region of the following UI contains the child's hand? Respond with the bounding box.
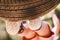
[49,9,55,17]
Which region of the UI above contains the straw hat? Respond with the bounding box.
[0,0,60,21]
[3,0,60,35]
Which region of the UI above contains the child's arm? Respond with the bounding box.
[49,9,60,35]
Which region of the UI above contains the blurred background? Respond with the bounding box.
[0,4,60,40]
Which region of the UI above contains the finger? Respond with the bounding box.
[29,18,42,30]
[5,21,21,35]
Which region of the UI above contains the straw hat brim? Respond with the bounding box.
[0,0,60,21]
